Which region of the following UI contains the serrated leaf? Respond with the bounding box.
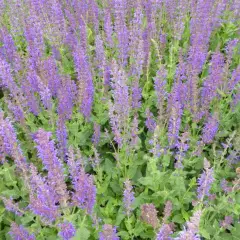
[72,226,90,240]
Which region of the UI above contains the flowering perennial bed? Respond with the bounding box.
[0,0,240,239]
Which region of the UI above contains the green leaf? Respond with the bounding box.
[115,208,125,225]
[72,226,90,240]
[127,165,138,179]
[172,214,184,224]
[162,154,171,167]
[117,231,129,239]
[138,177,153,187]
[201,228,211,239]
[181,208,189,221]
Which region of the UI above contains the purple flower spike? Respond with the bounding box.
[99,224,119,240]
[123,179,135,217]
[156,224,173,240]
[92,123,101,146]
[177,210,202,240]
[33,129,68,205]
[73,45,94,119]
[0,112,25,163]
[202,114,219,144]
[28,164,60,223]
[1,196,23,216]
[220,216,233,229]
[58,222,76,240]
[9,222,35,240]
[145,109,156,132]
[197,159,214,201]
[67,148,96,214]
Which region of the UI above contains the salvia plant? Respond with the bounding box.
[0,0,239,239]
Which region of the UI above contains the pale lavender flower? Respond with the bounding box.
[67,149,96,214]
[141,203,159,229]
[92,123,101,146]
[175,132,190,169]
[0,57,17,91]
[220,216,233,229]
[129,4,144,77]
[72,169,96,214]
[52,45,61,61]
[197,159,214,201]
[33,129,68,205]
[58,222,76,240]
[163,201,173,223]
[73,44,94,119]
[113,0,129,66]
[95,35,105,73]
[221,179,232,194]
[24,14,44,64]
[0,1,5,16]
[177,210,202,240]
[9,222,35,240]
[187,0,216,116]
[149,126,164,158]
[28,164,59,222]
[43,56,61,97]
[8,0,27,36]
[156,224,173,240]
[1,196,23,216]
[99,224,119,240]
[38,80,53,110]
[104,9,113,47]
[168,83,183,147]
[21,73,39,115]
[7,99,25,123]
[46,0,66,44]
[88,0,99,33]
[0,28,21,71]
[92,146,101,168]
[202,114,219,144]
[130,116,139,147]
[145,108,156,132]
[225,39,239,60]
[57,77,77,121]
[0,112,25,163]
[142,29,150,67]
[228,66,240,92]
[131,81,142,110]
[79,17,87,51]
[200,52,225,117]
[159,32,167,45]
[123,179,134,217]
[109,61,130,147]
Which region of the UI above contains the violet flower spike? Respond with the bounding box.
[67,149,96,214]
[156,224,173,240]
[202,114,219,144]
[33,129,68,205]
[197,159,214,202]
[9,222,35,240]
[1,196,23,216]
[58,222,76,240]
[177,210,202,240]
[99,224,119,240]
[123,179,135,217]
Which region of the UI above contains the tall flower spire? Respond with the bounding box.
[33,129,68,205]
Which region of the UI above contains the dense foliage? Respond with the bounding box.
[0,0,240,239]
